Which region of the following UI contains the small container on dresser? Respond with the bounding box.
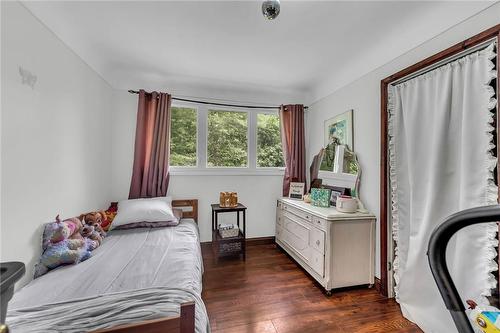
[275,197,376,296]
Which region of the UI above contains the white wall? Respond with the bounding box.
[111,90,292,242]
[307,3,500,278]
[0,2,113,286]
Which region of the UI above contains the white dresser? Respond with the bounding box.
[276,197,376,295]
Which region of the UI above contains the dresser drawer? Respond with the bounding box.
[309,249,324,277]
[310,227,325,254]
[276,212,283,226]
[312,217,327,231]
[282,204,313,222]
[275,225,283,241]
[282,216,311,262]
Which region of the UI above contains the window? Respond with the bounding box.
[257,113,284,168]
[169,105,285,174]
[170,107,197,167]
[207,110,248,167]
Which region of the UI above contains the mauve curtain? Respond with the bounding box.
[279,104,306,196]
[129,90,172,199]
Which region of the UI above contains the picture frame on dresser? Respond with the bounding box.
[289,182,305,200]
[321,185,350,207]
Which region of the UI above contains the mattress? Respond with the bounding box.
[6,219,209,332]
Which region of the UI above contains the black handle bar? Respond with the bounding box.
[428,205,500,333]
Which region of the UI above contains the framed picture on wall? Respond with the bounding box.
[324,109,354,151]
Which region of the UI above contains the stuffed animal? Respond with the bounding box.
[41,215,83,250]
[80,224,102,249]
[34,238,92,278]
[79,211,107,238]
[103,202,118,231]
[35,215,93,278]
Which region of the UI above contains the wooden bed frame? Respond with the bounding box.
[94,199,199,333]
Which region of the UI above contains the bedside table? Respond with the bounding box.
[211,203,247,263]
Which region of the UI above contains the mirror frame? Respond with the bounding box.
[318,145,359,194]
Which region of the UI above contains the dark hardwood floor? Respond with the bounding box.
[201,242,422,333]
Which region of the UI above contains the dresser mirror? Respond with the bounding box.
[319,142,336,172]
[342,146,359,175]
[317,144,360,197]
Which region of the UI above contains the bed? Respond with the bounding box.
[6,199,208,333]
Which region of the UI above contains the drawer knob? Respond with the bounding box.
[316,240,320,246]
[306,215,309,219]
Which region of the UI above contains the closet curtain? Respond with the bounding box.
[129,90,172,199]
[280,104,306,196]
[389,44,497,332]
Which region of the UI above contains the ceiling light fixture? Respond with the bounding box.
[262,0,280,20]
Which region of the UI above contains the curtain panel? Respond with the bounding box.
[388,44,497,332]
[279,104,306,197]
[129,90,172,199]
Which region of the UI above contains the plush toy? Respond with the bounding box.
[467,300,500,333]
[79,211,107,238]
[42,215,83,250]
[35,215,93,278]
[80,224,102,249]
[34,238,92,278]
[103,202,118,231]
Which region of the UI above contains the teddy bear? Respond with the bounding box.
[35,215,93,278]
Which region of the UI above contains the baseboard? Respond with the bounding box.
[246,236,275,245]
[201,236,275,247]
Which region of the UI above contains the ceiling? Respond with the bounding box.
[22,1,495,103]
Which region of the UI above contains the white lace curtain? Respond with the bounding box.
[388,43,497,332]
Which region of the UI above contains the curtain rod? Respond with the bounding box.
[390,38,497,86]
[127,90,308,110]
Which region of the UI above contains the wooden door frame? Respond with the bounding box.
[379,24,500,297]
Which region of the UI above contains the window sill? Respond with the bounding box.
[169,167,285,176]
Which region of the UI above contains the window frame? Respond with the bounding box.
[206,107,250,169]
[255,110,285,170]
[169,103,199,169]
[169,104,285,176]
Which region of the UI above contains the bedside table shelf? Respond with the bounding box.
[211,203,247,262]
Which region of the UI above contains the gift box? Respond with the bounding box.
[310,188,331,208]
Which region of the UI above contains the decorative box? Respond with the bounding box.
[219,192,238,208]
[310,188,331,207]
[219,228,239,238]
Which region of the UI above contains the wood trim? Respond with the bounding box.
[180,302,196,333]
[380,81,389,297]
[172,199,198,223]
[202,236,275,247]
[247,236,276,245]
[93,302,195,333]
[380,24,500,298]
[381,24,500,85]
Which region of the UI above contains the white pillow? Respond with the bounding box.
[111,196,176,230]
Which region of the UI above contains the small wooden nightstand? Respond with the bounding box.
[211,203,247,263]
